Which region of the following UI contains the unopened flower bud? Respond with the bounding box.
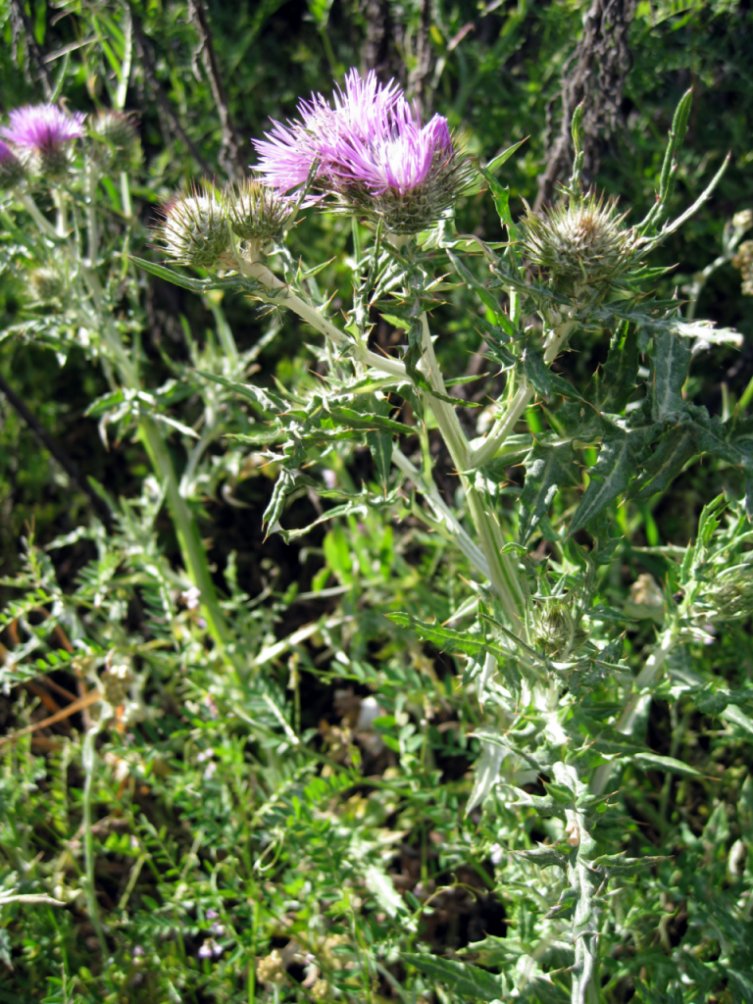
[534,599,575,658]
[522,193,638,300]
[89,110,140,168]
[102,657,135,706]
[159,187,230,270]
[225,178,291,259]
[732,209,753,233]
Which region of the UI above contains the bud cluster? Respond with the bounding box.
[521,193,639,301]
[158,180,291,270]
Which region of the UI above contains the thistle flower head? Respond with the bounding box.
[224,178,291,254]
[1,103,85,151]
[521,193,638,299]
[0,139,24,187]
[1,103,85,178]
[158,187,230,270]
[253,69,469,233]
[253,69,402,193]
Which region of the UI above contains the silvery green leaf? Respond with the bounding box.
[195,369,284,412]
[367,430,392,492]
[635,423,699,498]
[520,441,579,542]
[402,953,503,1000]
[387,612,507,662]
[651,327,691,421]
[466,739,506,814]
[633,752,702,778]
[595,322,639,412]
[669,319,743,348]
[363,864,406,918]
[569,426,638,534]
[484,136,528,175]
[720,704,753,737]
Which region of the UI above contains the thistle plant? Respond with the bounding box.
[2,67,752,1004]
[134,75,751,999]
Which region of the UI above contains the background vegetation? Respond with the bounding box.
[1,1,753,1002]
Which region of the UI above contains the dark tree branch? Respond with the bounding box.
[535,0,636,210]
[360,0,406,85]
[9,0,53,98]
[409,0,434,115]
[187,0,245,179]
[128,3,214,177]
[0,373,115,530]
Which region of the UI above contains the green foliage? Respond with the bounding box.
[1,3,753,1004]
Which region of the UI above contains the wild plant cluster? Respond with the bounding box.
[1,8,753,1004]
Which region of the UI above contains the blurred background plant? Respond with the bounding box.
[1,1,753,1002]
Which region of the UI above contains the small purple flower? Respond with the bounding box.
[1,104,85,153]
[198,938,224,960]
[252,70,469,232]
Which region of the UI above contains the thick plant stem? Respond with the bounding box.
[470,318,575,467]
[417,315,528,635]
[138,414,238,662]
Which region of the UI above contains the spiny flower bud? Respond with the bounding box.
[534,599,575,659]
[158,187,230,270]
[521,193,638,300]
[224,178,291,258]
[89,110,140,168]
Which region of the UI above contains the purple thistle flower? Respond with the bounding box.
[252,70,470,232]
[1,104,85,153]
[324,104,453,196]
[253,69,402,194]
